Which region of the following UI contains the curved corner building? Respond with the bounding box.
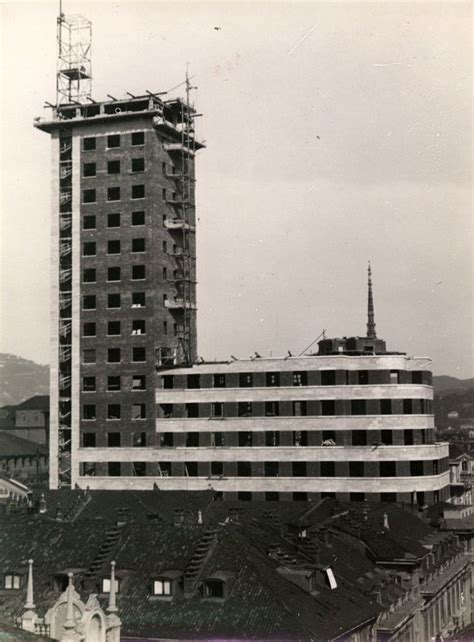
[71,265,449,503]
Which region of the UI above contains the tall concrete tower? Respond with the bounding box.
[35,11,204,488]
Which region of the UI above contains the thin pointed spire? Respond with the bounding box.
[367,261,377,339]
[64,573,76,630]
[107,561,118,613]
[24,559,35,611]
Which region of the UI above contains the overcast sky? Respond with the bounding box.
[0,1,472,377]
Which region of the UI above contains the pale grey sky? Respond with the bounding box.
[0,1,472,377]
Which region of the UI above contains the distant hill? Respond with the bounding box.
[0,354,49,407]
[433,375,474,394]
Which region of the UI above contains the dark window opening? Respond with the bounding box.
[404,429,414,446]
[212,432,225,447]
[132,157,145,172]
[352,430,368,446]
[107,239,121,254]
[380,461,397,477]
[211,461,224,476]
[349,461,365,477]
[108,293,121,308]
[380,399,392,415]
[132,347,146,362]
[412,371,423,384]
[358,370,369,385]
[83,137,96,151]
[132,403,146,420]
[266,372,280,387]
[321,370,336,386]
[237,462,252,476]
[131,131,144,146]
[410,460,424,476]
[83,322,96,337]
[213,374,226,388]
[108,160,121,174]
[212,402,224,418]
[293,492,308,501]
[83,268,96,283]
[82,432,96,447]
[132,265,145,280]
[83,215,96,230]
[186,432,199,447]
[322,430,336,444]
[83,162,96,177]
[107,432,121,447]
[265,401,279,417]
[83,241,96,256]
[238,431,253,447]
[132,292,145,307]
[185,462,198,477]
[107,134,120,148]
[107,212,121,228]
[321,400,336,416]
[83,295,96,310]
[107,267,121,282]
[107,462,122,476]
[293,371,307,386]
[107,376,121,391]
[107,405,121,421]
[293,431,308,446]
[132,319,146,335]
[320,462,335,477]
[381,430,393,445]
[133,462,146,476]
[239,373,253,387]
[381,493,397,503]
[132,184,145,199]
[83,188,96,203]
[159,432,173,447]
[107,187,120,201]
[238,402,252,417]
[132,238,145,253]
[82,376,95,392]
[186,404,199,418]
[265,431,280,447]
[107,348,121,363]
[403,399,414,415]
[160,404,173,418]
[162,376,173,389]
[132,211,145,226]
[265,461,279,477]
[292,462,307,477]
[265,492,279,501]
[351,400,367,415]
[350,493,365,502]
[83,404,96,420]
[187,375,200,389]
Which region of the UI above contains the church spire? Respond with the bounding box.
[367,261,376,339]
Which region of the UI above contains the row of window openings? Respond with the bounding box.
[82,321,181,345]
[81,460,443,478]
[83,291,182,309]
[83,132,144,151]
[83,185,145,203]
[82,292,145,309]
[83,267,181,284]
[156,428,431,448]
[83,238,146,255]
[165,370,428,389]
[83,211,145,229]
[4,572,216,600]
[83,347,149,364]
[83,375,146,392]
[81,429,432,449]
[83,403,146,420]
[82,211,183,230]
[160,398,432,417]
[83,157,145,177]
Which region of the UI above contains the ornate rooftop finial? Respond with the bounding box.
[367,261,377,339]
[25,559,35,611]
[107,561,118,613]
[63,573,76,631]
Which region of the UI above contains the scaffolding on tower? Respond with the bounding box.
[57,8,92,105]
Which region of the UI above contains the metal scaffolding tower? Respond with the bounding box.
[57,10,92,105]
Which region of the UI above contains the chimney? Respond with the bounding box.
[21,559,37,633]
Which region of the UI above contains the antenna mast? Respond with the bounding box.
[56,2,92,105]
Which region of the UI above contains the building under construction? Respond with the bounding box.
[35,12,204,488]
